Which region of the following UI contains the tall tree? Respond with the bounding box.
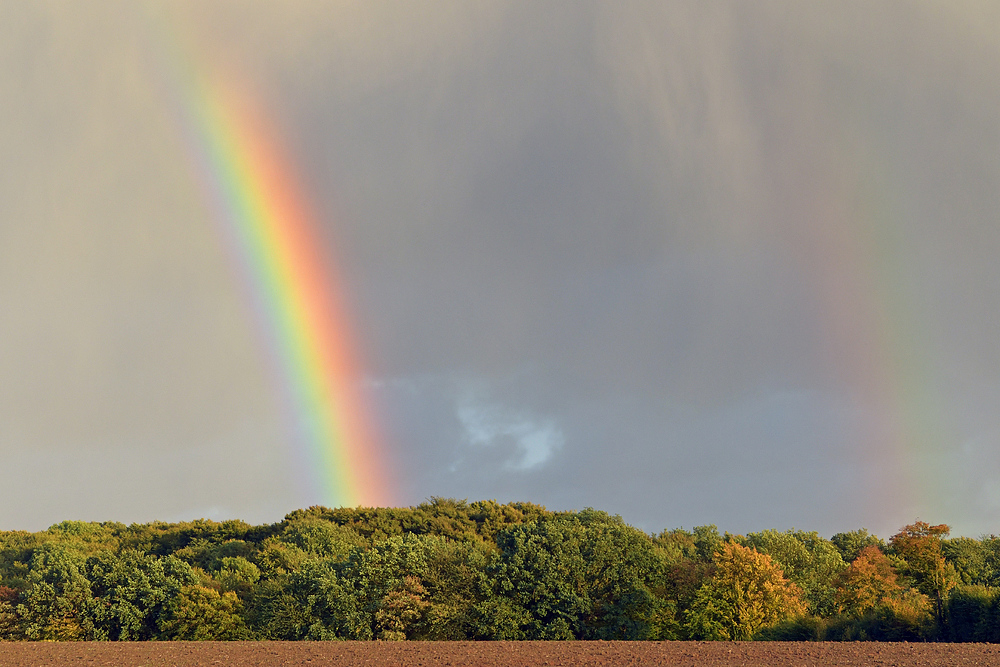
[889,522,956,627]
[684,543,806,640]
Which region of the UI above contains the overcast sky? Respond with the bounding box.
[3,1,1000,538]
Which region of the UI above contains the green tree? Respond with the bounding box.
[831,529,886,564]
[483,517,589,639]
[483,512,664,640]
[246,574,322,640]
[741,529,846,616]
[652,525,722,564]
[573,511,665,639]
[16,544,95,640]
[277,519,367,558]
[943,537,995,587]
[158,584,250,640]
[269,534,449,641]
[945,585,996,642]
[647,526,727,638]
[84,550,196,640]
[252,537,309,578]
[216,556,261,599]
[408,538,492,640]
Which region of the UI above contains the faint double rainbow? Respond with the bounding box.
[780,130,946,518]
[151,27,392,509]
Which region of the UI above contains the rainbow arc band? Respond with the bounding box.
[188,75,389,508]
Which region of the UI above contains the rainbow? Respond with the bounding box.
[781,134,945,521]
[161,56,392,508]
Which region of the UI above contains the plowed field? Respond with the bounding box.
[2,641,998,666]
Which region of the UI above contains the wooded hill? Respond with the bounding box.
[1,499,998,642]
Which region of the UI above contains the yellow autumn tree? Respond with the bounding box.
[889,522,956,626]
[684,542,807,640]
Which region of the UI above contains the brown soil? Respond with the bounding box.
[2,641,998,666]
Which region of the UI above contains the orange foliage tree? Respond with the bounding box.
[834,546,920,616]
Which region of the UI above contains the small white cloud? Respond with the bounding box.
[456,401,500,446]
[515,422,564,470]
[456,397,564,471]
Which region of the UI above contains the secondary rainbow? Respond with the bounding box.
[173,65,391,508]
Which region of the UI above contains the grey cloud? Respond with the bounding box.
[2,2,1000,537]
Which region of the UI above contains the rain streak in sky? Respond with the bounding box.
[3,2,1000,538]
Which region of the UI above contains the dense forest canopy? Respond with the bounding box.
[1,500,999,642]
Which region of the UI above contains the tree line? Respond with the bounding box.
[1,499,999,641]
